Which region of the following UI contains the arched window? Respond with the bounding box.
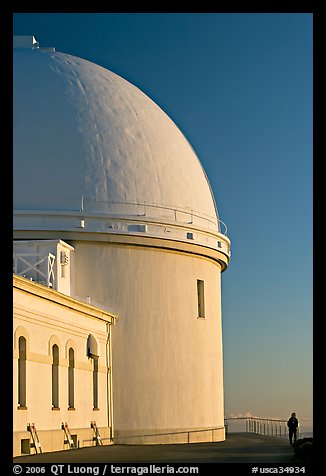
[93,356,99,410]
[68,347,74,409]
[52,344,59,409]
[87,334,99,410]
[18,336,27,407]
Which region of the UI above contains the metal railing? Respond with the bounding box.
[13,253,56,288]
[112,426,225,444]
[14,195,228,236]
[224,417,300,440]
[246,417,291,439]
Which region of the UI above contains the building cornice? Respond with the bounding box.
[13,274,116,323]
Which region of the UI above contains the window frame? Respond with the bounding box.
[18,336,27,408]
[52,343,60,409]
[197,279,206,319]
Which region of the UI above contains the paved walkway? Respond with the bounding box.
[14,433,296,463]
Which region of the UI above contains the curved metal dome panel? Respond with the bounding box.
[13,45,226,243]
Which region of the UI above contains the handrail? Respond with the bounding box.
[224,417,300,439]
[113,426,225,444]
[14,195,229,236]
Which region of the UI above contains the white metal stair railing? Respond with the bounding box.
[62,422,77,449]
[13,253,56,288]
[27,422,43,454]
[91,420,103,446]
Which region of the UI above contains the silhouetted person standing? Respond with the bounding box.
[287,412,299,444]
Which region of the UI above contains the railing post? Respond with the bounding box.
[47,255,50,287]
[47,253,56,288]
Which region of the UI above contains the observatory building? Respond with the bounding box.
[13,36,231,456]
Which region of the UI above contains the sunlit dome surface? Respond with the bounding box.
[13,41,222,237]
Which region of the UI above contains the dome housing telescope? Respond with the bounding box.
[13,36,231,445]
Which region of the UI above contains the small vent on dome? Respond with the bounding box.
[13,36,55,52]
[13,36,39,49]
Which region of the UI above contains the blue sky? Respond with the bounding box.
[13,13,313,431]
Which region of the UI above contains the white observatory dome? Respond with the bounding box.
[13,38,230,449]
[14,39,229,254]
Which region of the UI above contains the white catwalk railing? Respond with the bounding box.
[224,417,301,439]
[14,195,228,236]
[13,253,56,288]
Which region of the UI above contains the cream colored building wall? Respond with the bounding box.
[71,240,225,443]
[13,277,114,455]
